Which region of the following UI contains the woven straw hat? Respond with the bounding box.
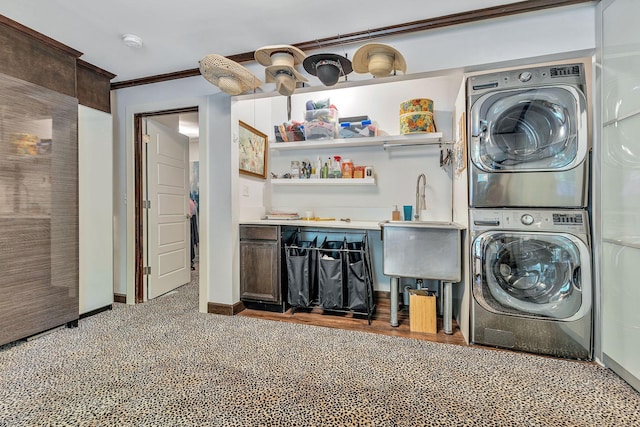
[199,54,262,95]
[254,45,306,67]
[254,45,308,96]
[352,43,407,78]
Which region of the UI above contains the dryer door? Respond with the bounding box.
[469,85,587,172]
[472,231,591,321]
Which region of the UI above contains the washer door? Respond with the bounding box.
[472,231,591,321]
[470,85,587,172]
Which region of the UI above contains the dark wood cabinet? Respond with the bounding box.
[239,225,286,311]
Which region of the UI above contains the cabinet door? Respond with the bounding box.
[600,0,640,392]
[240,240,280,302]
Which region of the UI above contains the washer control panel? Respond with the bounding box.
[520,213,535,225]
[471,209,588,233]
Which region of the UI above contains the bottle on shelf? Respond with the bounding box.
[290,160,300,178]
[392,205,401,221]
[321,162,329,179]
[300,161,307,179]
[332,155,342,178]
[342,158,354,179]
[315,156,322,179]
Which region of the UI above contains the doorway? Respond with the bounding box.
[133,107,199,303]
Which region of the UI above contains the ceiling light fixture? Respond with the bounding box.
[122,34,143,49]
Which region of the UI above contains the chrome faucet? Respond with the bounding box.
[415,173,426,220]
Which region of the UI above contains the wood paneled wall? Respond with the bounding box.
[77,60,115,113]
[0,15,114,112]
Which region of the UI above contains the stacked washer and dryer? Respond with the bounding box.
[466,63,593,360]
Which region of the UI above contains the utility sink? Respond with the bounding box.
[379,220,465,281]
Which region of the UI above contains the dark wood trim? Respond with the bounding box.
[292,0,595,51]
[208,301,246,316]
[134,114,144,304]
[77,59,116,80]
[111,69,201,90]
[375,290,391,301]
[133,107,199,304]
[110,0,595,90]
[0,17,78,97]
[139,106,199,117]
[114,293,127,304]
[76,60,114,112]
[0,15,83,58]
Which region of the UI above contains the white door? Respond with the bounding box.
[145,118,190,299]
[600,0,640,392]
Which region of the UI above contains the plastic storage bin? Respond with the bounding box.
[274,123,305,142]
[304,108,339,140]
[339,120,378,138]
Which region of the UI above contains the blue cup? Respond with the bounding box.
[403,205,413,221]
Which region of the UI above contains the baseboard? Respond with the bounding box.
[208,301,245,316]
[603,353,640,393]
[375,290,390,301]
[79,305,113,319]
[113,293,126,304]
[241,300,287,313]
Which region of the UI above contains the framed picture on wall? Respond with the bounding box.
[238,120,268,179]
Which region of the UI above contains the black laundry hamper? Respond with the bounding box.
[285,236,317,308]
[317,238,346,310]
[345,240,373,312]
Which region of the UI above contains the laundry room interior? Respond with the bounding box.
[1,3,640,421]
[232,55,596,358]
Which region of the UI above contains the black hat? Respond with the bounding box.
[303,53,353,86]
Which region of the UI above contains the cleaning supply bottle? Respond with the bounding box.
[321,162,329,179]
[392,205,401,221]
[315,156,322,179]
[333,155,342,178]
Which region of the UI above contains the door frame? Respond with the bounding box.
[133,106,198,303]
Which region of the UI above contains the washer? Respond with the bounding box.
[467,63,590,208]
[470,209,592,360]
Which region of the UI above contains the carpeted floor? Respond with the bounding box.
[1,271,640,427]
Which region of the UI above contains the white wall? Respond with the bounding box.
[233,74,462,223]
[189,139,199,162]
[78,105,114,314]
[112,4,596,309]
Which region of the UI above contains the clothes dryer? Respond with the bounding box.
[470,208,592,360]
[467,63,590,208]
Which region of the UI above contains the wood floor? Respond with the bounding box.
[238,296,467,346]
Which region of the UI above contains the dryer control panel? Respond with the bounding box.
[467,63,585,97]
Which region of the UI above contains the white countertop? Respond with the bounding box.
[241,219,468,231]
[240,219,383,230]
